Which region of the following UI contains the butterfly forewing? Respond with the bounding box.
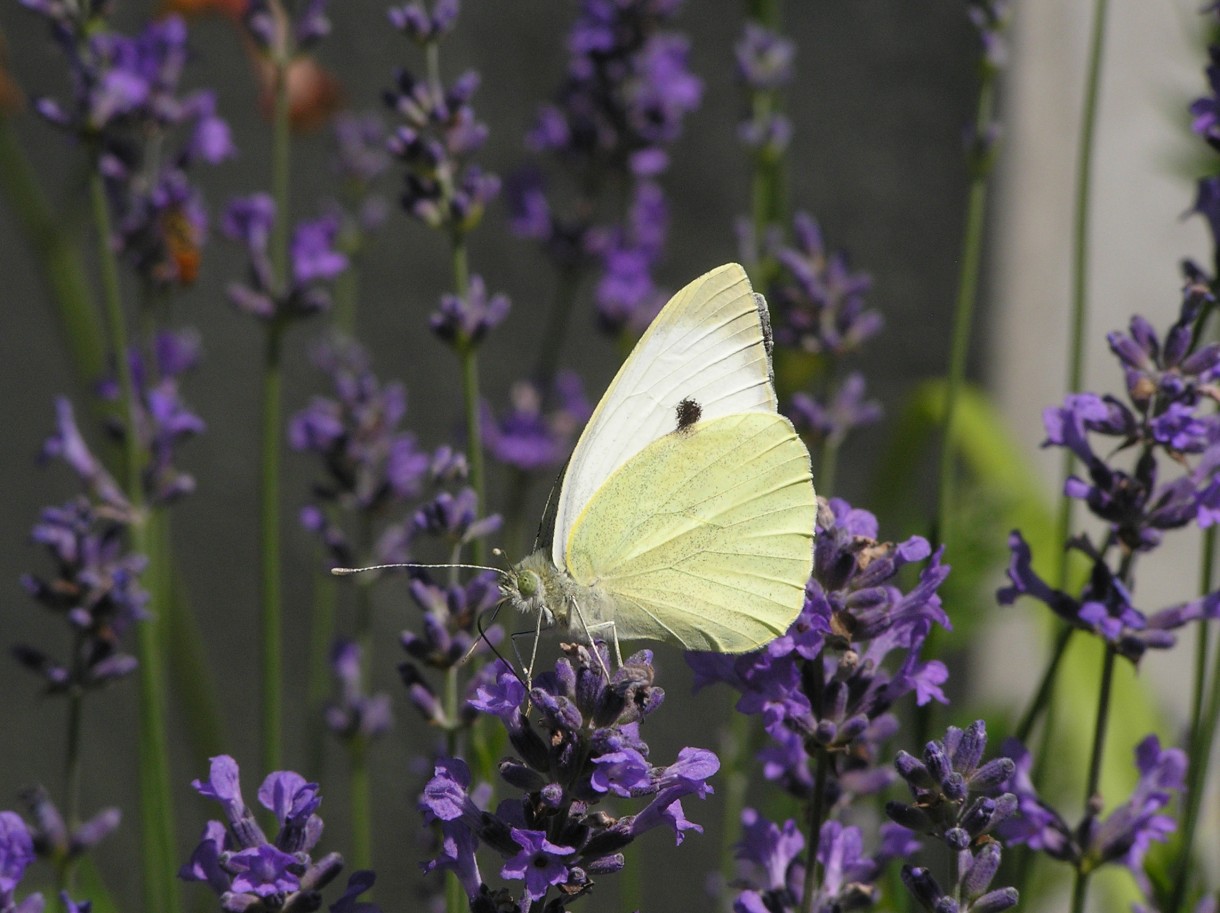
[551,263,777,568]
[563,412,815,652]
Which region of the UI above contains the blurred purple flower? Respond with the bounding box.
[384,15,499,236]
[19,402,150,694]
[324,639,392,742]
[998,530,1220,662]
[967,0,1011,71]
[244,0,332,54]
[20,788,119,867]
[1000,736,1185,880]
[789,372,883,447]
[223,194,348,320]
[18,7,235,288]
[330,111,391,234]
[589,182,670,334]
[482,372,590,474]
[0,810,46,913]
[430,275,511,351]
[732,809,918,913]
[95,330,206,507]
[766,212,880,357]
[388,0,459,45]
[735,24,796,92]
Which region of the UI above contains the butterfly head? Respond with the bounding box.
[500,550,562,626]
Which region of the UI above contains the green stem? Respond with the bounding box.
[452,241,487,567]
[350,737,371,872]
[271,56,292,286]
[936,76,996,544]
[89,173,140,495]
[532,264,582,394]
[261,32,293,774]
[306,564,337,779]
[90,165,178,912]
[0,117,102,389]
[800,748,830,913]
[59,638,85,900]
[1033,0,1110,746]
[1069,644,1116,913]
[261,322,285,774]
[1167,528,1217,913]
[350,573,374,870]
[1057,0,1111,580]
[718,708,753,912]
[1014,623,1074,744]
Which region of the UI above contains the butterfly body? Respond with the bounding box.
[502,263,816,659]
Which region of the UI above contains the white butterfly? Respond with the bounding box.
[501,262,816,669]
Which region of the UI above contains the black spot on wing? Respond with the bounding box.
[675,397,702,433]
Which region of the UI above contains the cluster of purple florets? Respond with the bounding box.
[418,645,719,912]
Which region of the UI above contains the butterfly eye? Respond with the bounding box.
[517,570,541,598]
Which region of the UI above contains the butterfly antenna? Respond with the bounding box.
[331,562,504,576]
[458,602,529,690]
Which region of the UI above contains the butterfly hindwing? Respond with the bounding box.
[563,412,815,652]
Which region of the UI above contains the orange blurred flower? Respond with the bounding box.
[159,0,247,21]
[256,55,343,133]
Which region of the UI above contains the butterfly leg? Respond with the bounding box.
[583,620,623,667]
[567,596,613,680]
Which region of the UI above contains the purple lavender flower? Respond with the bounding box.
[689,497,950,802]
[886,722,1019,912]
[999,280,1220,659]
[223,194,349,320]
[528,0,701,175]
[482,372,590,474]
[789,372,883,448]
[17,468,148,692]
[999,736,1185,880]
[96,330,206,507]
[181,755,370,911]
[244,0,332,54]
[399,573,502,724]
[735,24,795,159]
[0,811,40,913]
[330,111,392,234]
[430,276,511,352]
[998,530,1220,662]
[587,182,670,334]
[384,12,499,236]
[388,0,459,45]
[420,646,718,909]
[18,7,235,288]
[887,721,1017,849]
[736,24,796,92]
[766,212,881,357]
[511,0,700,338]
[1190,175,1220,252]
[324,640,391,742]
[967,0,1011,71]
[1191,46,1220,152]
[20,788,119,867]
[732,809,916,913]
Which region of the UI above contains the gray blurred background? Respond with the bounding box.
[0,0,1212,910]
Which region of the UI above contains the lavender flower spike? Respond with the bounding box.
[181,756,367,911]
